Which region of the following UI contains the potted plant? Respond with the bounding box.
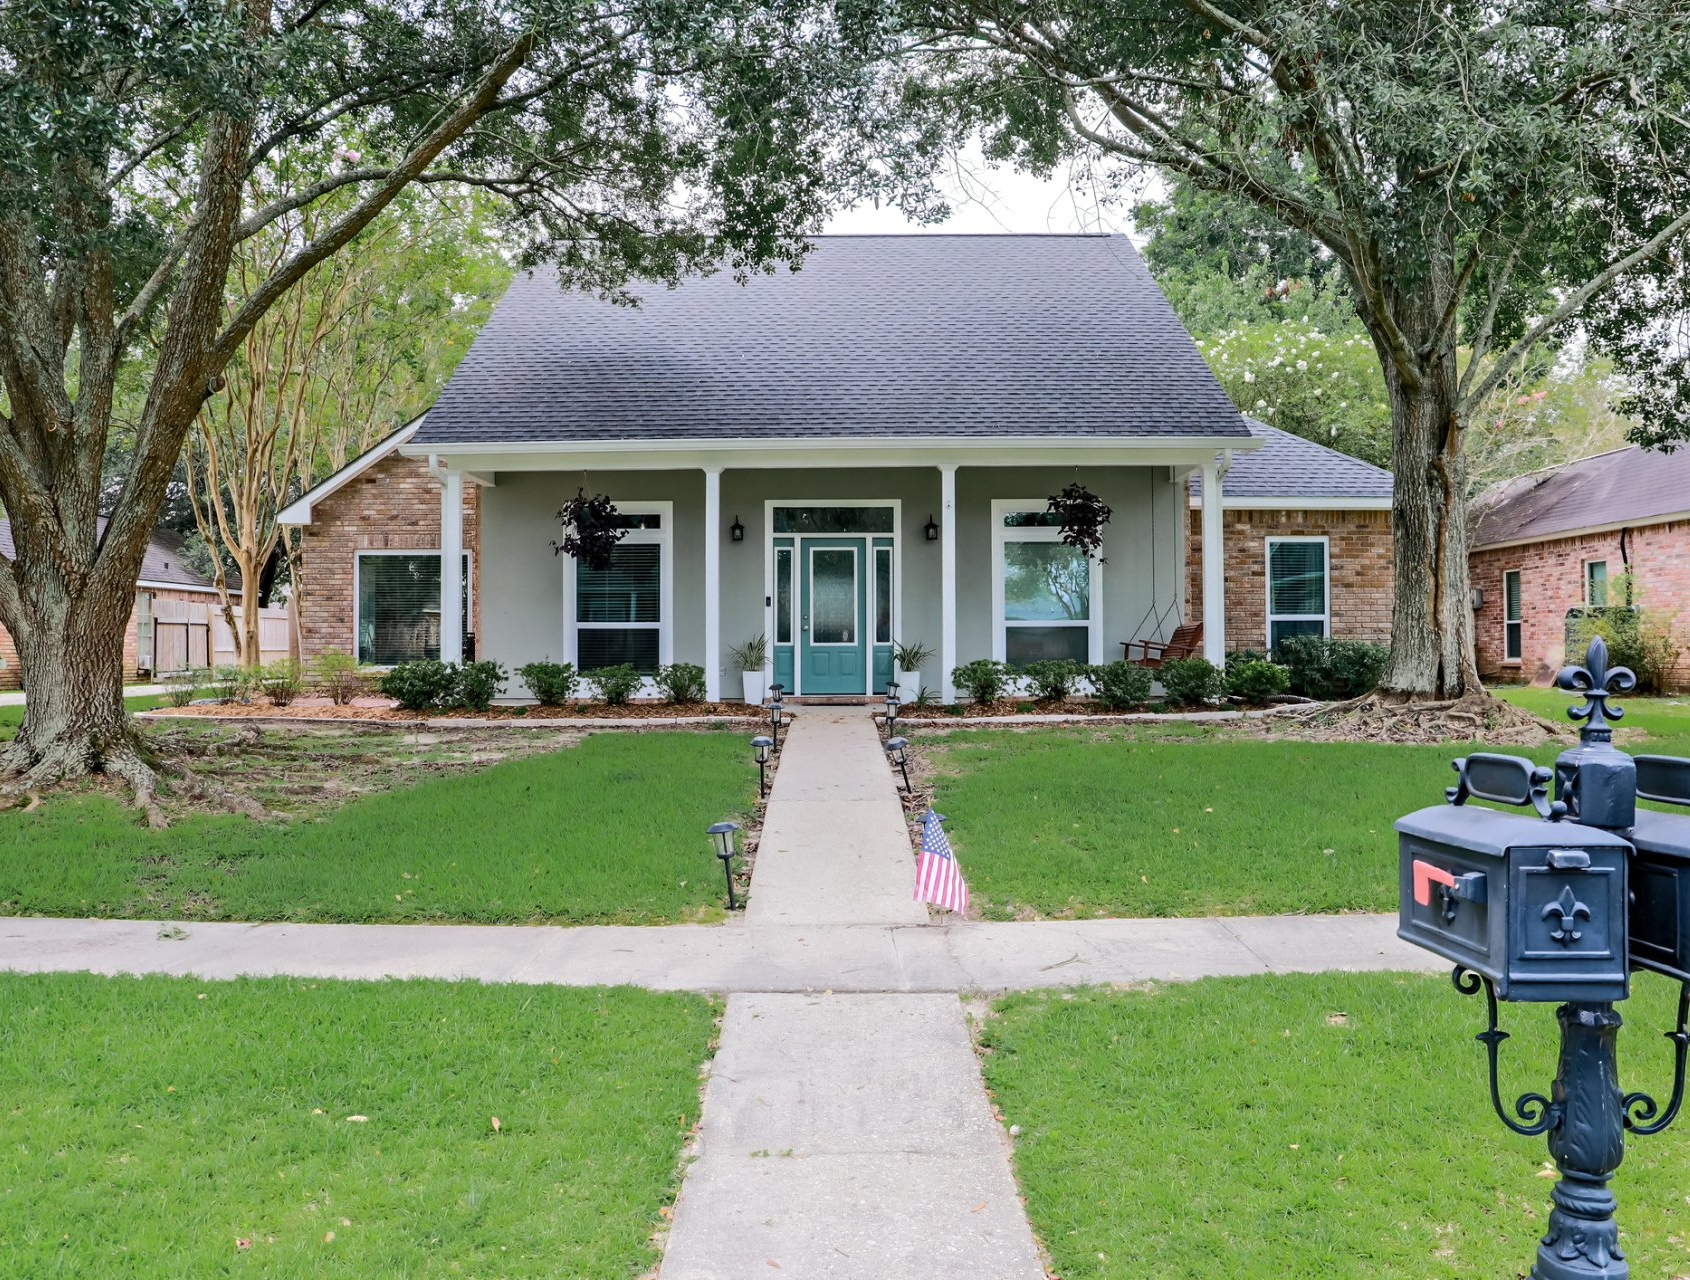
[891,639,932,701]
[730,633,770,704]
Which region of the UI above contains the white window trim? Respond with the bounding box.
[990,499,1104,667]
[561,501,673,684]
[353,548,475,669]
[1583,557,1611,609]
[1264,535,1330,650]
[1502,567,1524,665]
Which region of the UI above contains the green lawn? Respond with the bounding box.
[0,731,755,924]
[1497,683,1690,753]
[924,692,1690,920]
[982,972,1690,1280]
[0,689,177,741]
[0,972,712,1278]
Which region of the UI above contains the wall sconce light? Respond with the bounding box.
[707,821,741,910]
[1471,586,1485,611]
[924,515,939,542]
[730,516,745,543]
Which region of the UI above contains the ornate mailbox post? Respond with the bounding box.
[1396,638,1690,1280]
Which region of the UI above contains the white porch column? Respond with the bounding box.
[1199,460,1225,666]
[440,467,465,664]
[940,464,958,702]
[703,466,723,701]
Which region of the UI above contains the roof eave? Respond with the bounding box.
[1186,495,1394,511]
[279,418,424,526]
[1472,507,1690,553]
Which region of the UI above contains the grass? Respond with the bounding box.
[0,731,756,924]
[0,972,712,1278]
[1497,683,1690,753]
[981,971,1690,1280]
[0,688,178,742]
[923,692,1690,920]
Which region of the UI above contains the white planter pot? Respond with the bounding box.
[894,668,920,701]
[741,669,769,705]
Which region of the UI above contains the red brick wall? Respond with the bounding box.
[1471,519,1690,689]
[296,451,480,663]
[1186,507,1394,651]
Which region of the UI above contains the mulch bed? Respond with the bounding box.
[145,698,763,722]
[894,698,1248,720]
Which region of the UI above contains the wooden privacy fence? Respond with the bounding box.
[143,596,293,673]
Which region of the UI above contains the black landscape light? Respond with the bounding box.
[707,821,741,910]
[767,696,784,749]
[883,684,901,735]
[885,736,910,792]
[751,734,774,798]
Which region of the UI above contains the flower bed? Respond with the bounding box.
[143,695,762,722]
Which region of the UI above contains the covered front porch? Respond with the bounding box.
[413,440,1245,703]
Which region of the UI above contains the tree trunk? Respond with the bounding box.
[240,576,262,670]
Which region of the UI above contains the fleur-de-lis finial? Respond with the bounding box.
[1556,635,1636,743]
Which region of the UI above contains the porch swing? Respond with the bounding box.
[1119,472,1203,668]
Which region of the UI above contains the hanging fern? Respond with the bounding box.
[555,489,625,570]
[1047,482,1112,560]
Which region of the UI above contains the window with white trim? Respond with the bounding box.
[570,508,670,675]
[993,504,1099,666]
[1265,537,1329,651]
[1585,559,1609,608]
[356,551,471,666]
[1503,569,1523,663]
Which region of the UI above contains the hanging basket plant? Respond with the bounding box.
[1047,481,1112,560]
[555,488,626,571]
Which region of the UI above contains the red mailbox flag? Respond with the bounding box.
[1413,859,1457,907]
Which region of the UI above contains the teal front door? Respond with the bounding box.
[800,538,867,694]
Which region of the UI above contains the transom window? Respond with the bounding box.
[567,503,671,675]
[356,552,472,666]
[772,506,895,534]
[1503,569,1523,663]
[992,501,1100,667]
[1265,538,1329,651]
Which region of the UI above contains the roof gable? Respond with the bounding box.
[0,519,222,591]
[1472,444,1690,548]
[413,234,1250,448]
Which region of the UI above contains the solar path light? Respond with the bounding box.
[751,735,773,798]
[707,821,741,911]
[883,684,901,736]
[885,736,910,792]
[766,696,784,750]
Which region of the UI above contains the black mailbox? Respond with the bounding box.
[1397,752,1632,1002]
[1628,754,1690,982]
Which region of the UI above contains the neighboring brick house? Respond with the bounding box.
[1470,444,1690,689]
[279,415,481,666]
[1184,421,1394,653]
[0,520,234,690]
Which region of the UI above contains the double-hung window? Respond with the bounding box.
[569,506,670,675]
[356,551,472,666]
[1585,560,1610,609]
[1265,537,1329,651]
[1503,569,1523,663]
[992,503,1101,666]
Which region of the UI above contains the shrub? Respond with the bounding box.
[1569,573,1684,693]
[1277,636,1388,700]
[655,662,708,704]
[892,639,934,672]
[454,660,507,712]
[262,659,304,707]
[518,660,576,706]
[311,650,363,705]
[1158,656,1225,708]
[209,663,253,704]
[1225,657,1291,704]
[1090,660,1153,711]
[728,634,768,671]
[951,658,1011,704]
[378,659,456,711]
[161,667,203,707]
[586,663,643,706]
[1018,658,1086,701]
[1224,648,1271,672]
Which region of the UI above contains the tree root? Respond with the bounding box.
[1290,688,1569,746]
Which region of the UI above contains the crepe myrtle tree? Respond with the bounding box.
[898,0,1690,704]
[0,0,904,806]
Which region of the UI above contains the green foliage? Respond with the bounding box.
[1225,657,1291,704]
[0,971,714,1279]
[161,668,204,708]
[518,660,577,707]
[261,659,304,707]
[1568,573,1685,694]
[310,650,362,706]
[377,660,457,712]
[453,660,506,713]
[1277,637,1389,701]
[892,638,934,671]
[728,634,769,671]
[209,664,253,704]
[1089,661,1153,711]
[586,664,644,706]
[655,662,708,704]
[1157,657,1224,708]
[952,659,1011,704]
[1018,658,1086,701]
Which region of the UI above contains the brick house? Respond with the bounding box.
[0,520,235,690]
[1184,421,1393,652]
[1470,443,1690,689]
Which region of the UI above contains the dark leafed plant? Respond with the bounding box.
[1047,483,1111,560]
[555,491,626,572]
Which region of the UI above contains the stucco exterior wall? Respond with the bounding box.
[1471,519,1690,689]
[1185,506,1394,652]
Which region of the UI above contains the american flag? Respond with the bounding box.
[914,810,968,915]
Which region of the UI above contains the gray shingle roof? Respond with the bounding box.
[1186,419,1393,501]
[0,519,224,591]
[415,234,1250,447]
[1472,444,1690,548]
